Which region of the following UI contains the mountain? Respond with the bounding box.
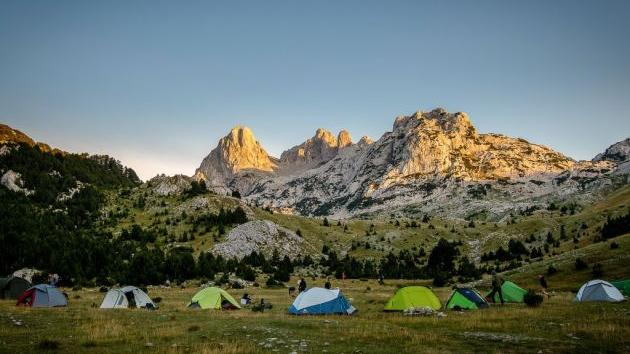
[194,108,628,219]
[194,126,278,195]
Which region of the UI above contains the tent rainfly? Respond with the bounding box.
[100,286,156,309]
[0,276,32,300]
[188,287,241,310]
[575,280,624,302]
[16,284,67,307]
[384,286,441,311]
[445,288,489,310]
[289,287,356,315]
[486,281,527,303]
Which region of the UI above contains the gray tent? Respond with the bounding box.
[0,276,32,299]
[16,284,67,307]
[100,286,156,309]
[575,280,624,302]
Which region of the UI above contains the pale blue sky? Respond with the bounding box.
[1,0,629,180]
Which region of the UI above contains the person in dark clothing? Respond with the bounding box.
[298,278,307,293]
[487,270,504,304]
[324,278,331,289]
[378,274,385,285]
[538,274,550,298]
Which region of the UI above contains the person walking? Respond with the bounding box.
[538,274,550,298]
[488,270,504,304]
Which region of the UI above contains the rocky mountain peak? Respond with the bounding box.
[337,130,353,148]
[358,136,374,147]
[278,127,353,173]
[593,138,630,163]
[194,125,277,192]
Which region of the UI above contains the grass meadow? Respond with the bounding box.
[1,278,629,353]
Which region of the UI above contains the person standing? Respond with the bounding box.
[488,270,504,304]
[298,278,307,293]
[324,278,331,289]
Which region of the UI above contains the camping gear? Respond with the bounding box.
[575,280,624,302]
[289,287,356,315]
[0,276,32,299]
[611,280,630,297]
[188,287,241,310]
[16,284,67,307]
[445,288,489,310]
[100,286,156,309]
[384,286,441,311]
[486,281,527,303]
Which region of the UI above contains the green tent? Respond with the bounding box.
[384,286,441,311]
[486,281,527,303]
[0,276,32,300]
[611,280,630,296]
[188,287,241,310]
[445,288,489,310]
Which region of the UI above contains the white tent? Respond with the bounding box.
[100,286,156,309]
[575,280,624,302]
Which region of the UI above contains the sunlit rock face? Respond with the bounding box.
[193,108,628,219]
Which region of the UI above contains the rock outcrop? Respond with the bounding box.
[211,220,309,259]
[149,174,193,196]
[593,138,630,163]
[1,170,33,195]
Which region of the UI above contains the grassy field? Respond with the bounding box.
[1,278,629,354]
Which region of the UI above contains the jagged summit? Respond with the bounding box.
[194,125,277,193]
[279,127,353,173]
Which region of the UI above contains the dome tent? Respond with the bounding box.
[575,280,624,302]
[100,286,156,309]
[445,288,489,310]
[289,287,356,315]
[188,287,241,310]
[0,276,31,299]
[384,286,441,311]
[486,281,527,303]
[16,284,67,307]
[611,280,630,297]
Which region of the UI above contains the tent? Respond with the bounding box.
[289,287,356,315]
[100,286,156,309]
[16,284,67,307]
[445,288,489,310]
[486,281,527,303]
[575,280,624,302]
[611,280,630,297]
[188,287,241,310]
[0,276,32,299]
[384,286,441,311]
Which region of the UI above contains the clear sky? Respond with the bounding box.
[1,0,629,180]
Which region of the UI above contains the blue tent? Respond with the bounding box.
[16,284,67,307]
[289,287,356,315]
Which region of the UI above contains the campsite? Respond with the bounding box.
[1,277,629,353]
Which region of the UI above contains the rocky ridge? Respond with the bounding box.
[193,108,628,219]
